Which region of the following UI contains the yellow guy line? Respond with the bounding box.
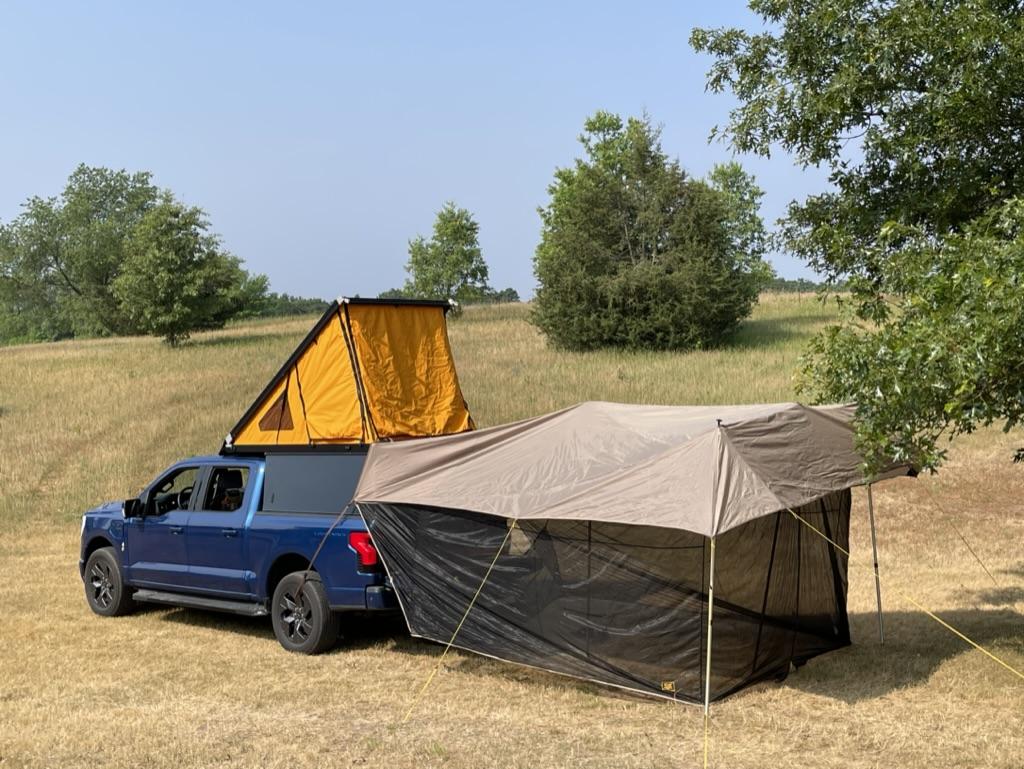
[918,481,1000,588]
[787,509,1024,682]
[401,518,519,724]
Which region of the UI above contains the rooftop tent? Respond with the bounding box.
[223,298,474,452]
[352,401,914,703]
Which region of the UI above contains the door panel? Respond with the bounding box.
[186,465,252,596]
[124,466,199,589]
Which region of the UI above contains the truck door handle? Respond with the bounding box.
[170,526,184,535]
[221,528,238,538]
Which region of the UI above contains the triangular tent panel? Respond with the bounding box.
[225,298,473,451]
[353,401,914,702]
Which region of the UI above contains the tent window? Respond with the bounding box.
[258,391,293,432]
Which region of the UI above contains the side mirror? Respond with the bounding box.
[123,498,143,519]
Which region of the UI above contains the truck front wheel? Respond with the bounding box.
[84,546,135,617]
[271,572,340,654]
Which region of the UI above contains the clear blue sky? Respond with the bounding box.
[0,2,828,300]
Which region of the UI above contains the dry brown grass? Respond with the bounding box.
[1,296,1021,769]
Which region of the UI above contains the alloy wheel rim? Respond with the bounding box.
[280,589,313,642]
[90,562,114,609]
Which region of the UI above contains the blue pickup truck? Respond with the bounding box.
[79,450,394,654]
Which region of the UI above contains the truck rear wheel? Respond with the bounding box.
[271,572,339,654]
[84,547,135,617]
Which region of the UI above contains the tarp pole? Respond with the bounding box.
[866,483,884,644]
[703,535,716,769]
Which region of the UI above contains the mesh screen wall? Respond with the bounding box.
[358,489,851,702]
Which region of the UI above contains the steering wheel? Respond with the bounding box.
[177,485,194,510]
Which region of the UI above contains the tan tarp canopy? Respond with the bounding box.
[224,298,474,450]
[354,400,913,536]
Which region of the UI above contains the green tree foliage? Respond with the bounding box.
[113,198,268,345]
[379,285,519,304]
[532,111,770,351]
[403,203,490,303]
[0,165,267,345]
[0,167,157,340]
[692,1,1024,470]
[766,277,830,293]
[255,293,331,317]
[483,287,520,304]
[708,161,774,287]
[803,202,1024,469]
[377,287,410,300]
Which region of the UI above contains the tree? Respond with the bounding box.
[0,164,267,345]
[113,198,267,346]
[255,293,331,318]
[532,111,769,351]
[692,1,1024,470]
[708,161,774,287]
[485,287,520,304]
[0,166,157,340]
[403,203,490,303]
[379,284,519,304]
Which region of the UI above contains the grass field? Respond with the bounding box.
[1,295,1021,769]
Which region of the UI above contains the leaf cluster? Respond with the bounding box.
[693,1,1024,468]
[800,200,1024,470]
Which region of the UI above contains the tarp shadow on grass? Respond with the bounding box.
[384,607,1022,705]
[152,605,1022,704]
[783,608,1024,704]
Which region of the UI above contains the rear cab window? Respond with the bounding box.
[200,466,251,512]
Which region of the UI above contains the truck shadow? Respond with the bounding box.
[155,606,275,640]
[155,605,410,647]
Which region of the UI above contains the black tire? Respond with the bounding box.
[84,547,135,617]
[271,571,340,654]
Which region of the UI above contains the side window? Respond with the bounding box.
[147,467,199,515]
[202,467,250,512]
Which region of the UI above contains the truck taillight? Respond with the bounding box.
[348,531,379,569]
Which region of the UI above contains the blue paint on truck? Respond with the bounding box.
[79,453,396,652]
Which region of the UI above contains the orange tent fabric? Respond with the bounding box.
[347,303,473,440]
[225,299,473,450]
